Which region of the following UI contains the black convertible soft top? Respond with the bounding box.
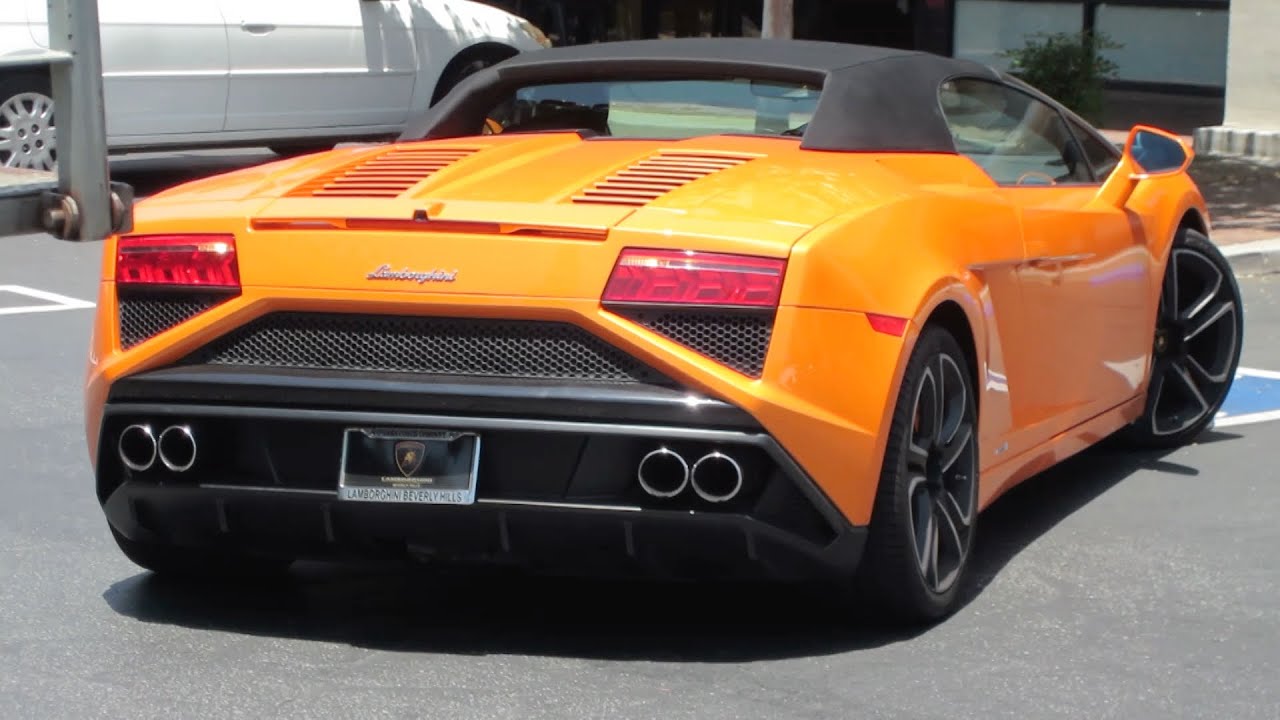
[400,38,1004,153]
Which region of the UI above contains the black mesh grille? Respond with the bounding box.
[187,313,671,384]
[619,309,773,377]
[118,292,231,349]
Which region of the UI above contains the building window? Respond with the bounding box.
[1095,3,1229,88]
[953,1,1082,68]
[952,0,1229,91]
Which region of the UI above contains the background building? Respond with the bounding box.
[950,0,1230,133]
[1195,0,1280,159]
[484,0,1232,133]
[482,1,954,56]
[952,1,1228,91]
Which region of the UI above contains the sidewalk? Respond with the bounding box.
[1100,129,1280,247]
[1187,154,1280,246]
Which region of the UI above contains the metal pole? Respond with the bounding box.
[46,0,114,241]
[761,0,793,39]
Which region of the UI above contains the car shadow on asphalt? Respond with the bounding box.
[955,430,1236,605]
[101,431,1241,662]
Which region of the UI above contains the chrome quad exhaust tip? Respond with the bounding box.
[637,447,690,499]
[157,424,197,473]
[117,424,157,472]
[690,452,743,503]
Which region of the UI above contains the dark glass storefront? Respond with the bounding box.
[484,0,955,57]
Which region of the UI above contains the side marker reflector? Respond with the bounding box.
[866,313,908,337]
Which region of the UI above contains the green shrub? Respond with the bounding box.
[1001,31,1121,124]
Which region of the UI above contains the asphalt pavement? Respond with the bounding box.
[1,152,1278,720]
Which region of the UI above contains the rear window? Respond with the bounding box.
[481,78,822,139]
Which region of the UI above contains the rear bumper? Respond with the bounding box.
[102,482,866,581]
[97,373,867,581]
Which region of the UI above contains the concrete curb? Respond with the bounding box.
[1195,126,1280,162]
[1220,237,1280,277]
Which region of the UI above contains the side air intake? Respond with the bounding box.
[571,151,760,207]
[287,146,479,198]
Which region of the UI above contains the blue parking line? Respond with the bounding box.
[1220,375,1280,416]
[1217,371,1280,426]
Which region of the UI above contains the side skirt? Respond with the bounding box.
[977,394,1146,511]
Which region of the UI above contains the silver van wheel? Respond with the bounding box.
[0,90,57,170]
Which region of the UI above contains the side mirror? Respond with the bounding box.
[1126,126,1192,176]
[1094,125,1193,208]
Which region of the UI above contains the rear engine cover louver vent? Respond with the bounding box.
[288,146,479,198]
[572,151,760,206]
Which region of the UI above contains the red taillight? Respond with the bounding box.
[115,234,240,289]
[602,248,785,307]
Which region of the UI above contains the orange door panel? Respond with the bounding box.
[1002,186,1154,437]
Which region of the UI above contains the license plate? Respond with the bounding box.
[338,428,480,505]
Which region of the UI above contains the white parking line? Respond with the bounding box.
[1219,237,1280,258]
[1237,366,1280,380]
[1214,409,1280,428]
[0,285,95,316]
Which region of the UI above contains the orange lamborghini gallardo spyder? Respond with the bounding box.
[86,39,1243,622]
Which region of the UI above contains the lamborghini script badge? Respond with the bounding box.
[366,264,458,284]
[394,440,427,477]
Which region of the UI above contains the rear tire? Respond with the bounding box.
[1119,227,1243,448]
[110,527,292,581]
[856,325,979,623]
[431,47,516,105]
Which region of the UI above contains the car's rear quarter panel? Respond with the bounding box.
[787,156,1030,506]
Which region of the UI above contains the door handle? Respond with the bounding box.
[240,22,277,35]
[1026,253,1095,267]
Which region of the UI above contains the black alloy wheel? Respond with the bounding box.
[1124,228,1243,448]
[858,325,979,623]
[431,49,515,105]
